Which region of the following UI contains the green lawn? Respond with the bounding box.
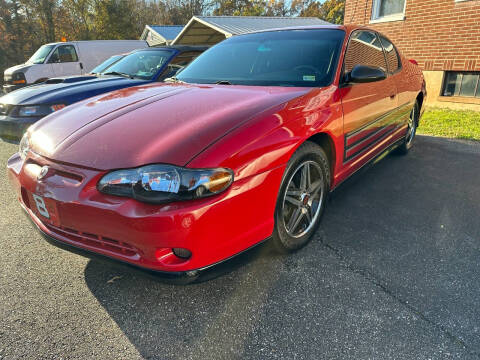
[418,108,480,141]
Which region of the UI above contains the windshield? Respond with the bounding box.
[103,50,174,80]
[27,44,56,64]
[90,55,124,74]
[177,29,345,87]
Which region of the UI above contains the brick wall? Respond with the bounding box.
[344,0,480,72]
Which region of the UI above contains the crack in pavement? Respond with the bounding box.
[320,238,479,358]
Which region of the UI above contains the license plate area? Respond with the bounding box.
[29,192,60,227]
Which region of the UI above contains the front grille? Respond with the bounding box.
[44,224,139,258]
[4,74,12,83]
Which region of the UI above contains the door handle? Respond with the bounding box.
[389,93,396,99]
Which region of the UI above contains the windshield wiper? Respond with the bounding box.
[215,80,232,85]
[103,71,134,79]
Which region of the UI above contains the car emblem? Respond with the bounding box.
[38,166,49,180]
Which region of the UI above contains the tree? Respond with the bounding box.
[93,0,137,39]
[211,0,264,16]
[292,0,345,24]
[318,0,344,24]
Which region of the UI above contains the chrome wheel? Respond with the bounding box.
[282,160,324,238]
[406,107,417,146]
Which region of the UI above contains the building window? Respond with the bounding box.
[443,72,480,98]
[371,0,406,22]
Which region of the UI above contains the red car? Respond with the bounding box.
[8,25,426,280]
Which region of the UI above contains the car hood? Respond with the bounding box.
[0,76,147,105]
[28,83,310,170]
[4,64,32,76]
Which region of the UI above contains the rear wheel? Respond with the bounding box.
[272,142,330,253]
[396,101,419,155]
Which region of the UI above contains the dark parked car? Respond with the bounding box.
[0,45,207,143]
[89,54,125,75]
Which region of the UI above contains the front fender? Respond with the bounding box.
[187,86,344,185]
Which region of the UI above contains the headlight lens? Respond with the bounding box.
[17,104,65,117]
[11,72,26,85]
[0,104,8,115]
[19,133,29,160]
[97,164,234,204]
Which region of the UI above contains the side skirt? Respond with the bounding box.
[330,136,405,197]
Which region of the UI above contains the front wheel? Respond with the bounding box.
[271,142,330,253]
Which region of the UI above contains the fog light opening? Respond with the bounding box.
[172,248,192,259]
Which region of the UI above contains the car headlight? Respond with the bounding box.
[19,133,29,160]
[11,72,26,85]
[17,104,65,117]
[97,164,234,204]
[0,104,8,115]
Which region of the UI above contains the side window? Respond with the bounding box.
[158,51,202,81]
[49,45,78,63]
[170,51,202,67]
[344,31,387,74]
[379,35,401,73]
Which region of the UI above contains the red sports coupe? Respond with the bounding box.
[8,25,426,279]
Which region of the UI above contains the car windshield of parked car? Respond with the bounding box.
[27,45,56,64]
[177,29,345,87]
[90,55,124,74]
[103,50,174,80]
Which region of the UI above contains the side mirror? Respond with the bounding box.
[347,65,386,84]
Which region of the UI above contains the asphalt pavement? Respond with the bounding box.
[0,135,479,359]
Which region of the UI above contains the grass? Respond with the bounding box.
[418,107,480,141]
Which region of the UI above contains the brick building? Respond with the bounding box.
[344,0,480,110]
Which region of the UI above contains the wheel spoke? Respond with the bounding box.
[300,163,309,190]
[288,208,304,233]
[286,188,302,197]
[304,208,312,223]
[308,179,322,196]
[285,196,302,207]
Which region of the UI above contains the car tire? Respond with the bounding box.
[271,141,330,253]
[396,100,420,155]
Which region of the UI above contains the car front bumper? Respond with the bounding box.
[7,151,283,273]
[0,115,41,143]
[2,83,27,94]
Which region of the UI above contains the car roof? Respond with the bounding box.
[232,24,371,37]
[142,45,210,52]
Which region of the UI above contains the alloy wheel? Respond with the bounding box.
[282,160,324,238]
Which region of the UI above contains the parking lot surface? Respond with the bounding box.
[1,136,479,359]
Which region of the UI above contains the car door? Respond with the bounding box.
[48,44,83,77]
[339,30,398,169]
[378,34,415,142]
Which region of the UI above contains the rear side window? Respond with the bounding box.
[344,31,387,73]
[379,35,401,73]
[49,45,78,63]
